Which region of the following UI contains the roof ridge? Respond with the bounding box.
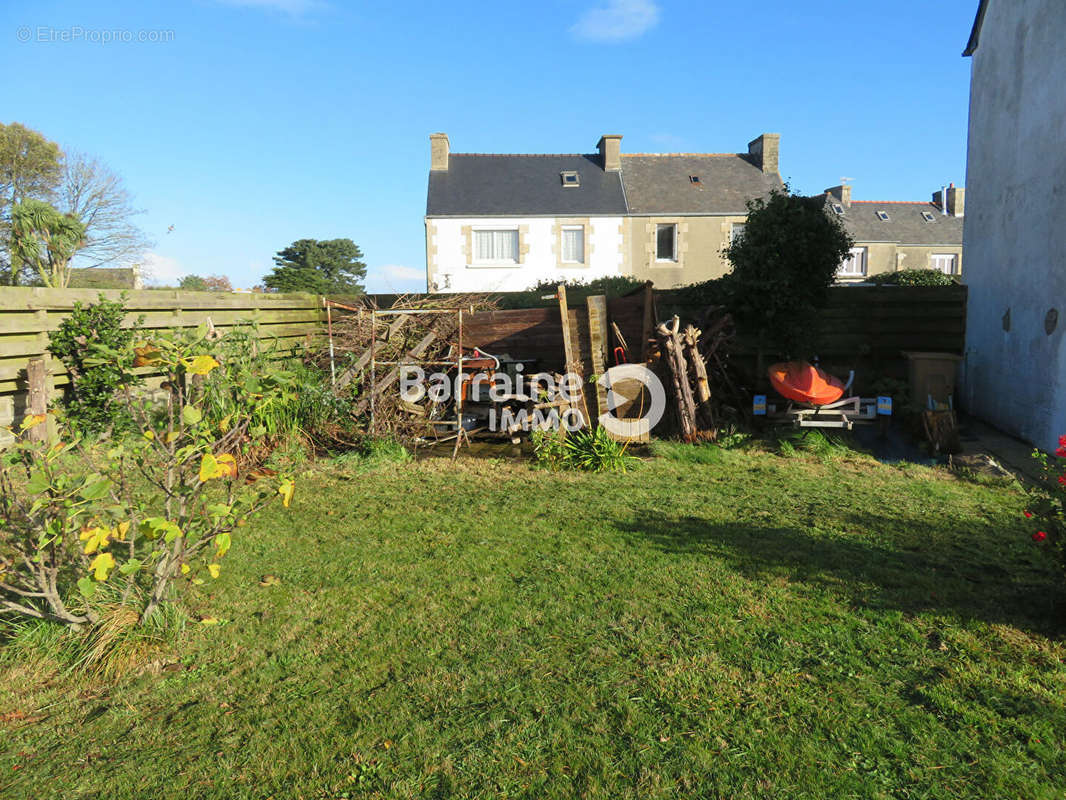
[623,152,739,158]
[450,152,589,158]
[850,200,937,205]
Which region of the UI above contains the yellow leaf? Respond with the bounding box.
[278,478,295,508]
[20,414,46,431]
[89,552,116,582]
[219,414,233,433]
[199,452,220,482]
[185,355,220,376]
[199,616,219,625]
[143,430,155,440]
[114,521,130,541]
[208,563,221,579]
[181,563,190,575]
[216,453,237,479]
[165,431,180,443]
[80,526,110,555]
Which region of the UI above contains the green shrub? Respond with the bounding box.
[0,323,296,628]
[532,426,638,473]
[869,269,957,287]
[47,294,141,434]
[724,189,853,358]
[497,276,645,309]
[1024,437,1066,582]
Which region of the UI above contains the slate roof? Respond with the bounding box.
[620,154,783,215]
[426,154,627,217]
[825,198,964,246]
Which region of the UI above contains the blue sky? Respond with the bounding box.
[1,0,978,292]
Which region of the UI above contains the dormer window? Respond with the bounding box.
[921,211,936,222]
[689,175,701,184]
[831,203,845,215]
[560,171,580,187]
[876,210,890,221]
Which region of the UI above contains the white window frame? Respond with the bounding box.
[930,253,957,275]
[471,227,520,266]
[730,223,746,245]
[838,246,867,278]
[561,225,585,265]
[655,223,678,262]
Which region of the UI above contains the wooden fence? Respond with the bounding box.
[0,287,323,444]
[659,284,969,391]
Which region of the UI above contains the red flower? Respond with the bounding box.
[1032,531,1048,542]
[1060,434,1066,447]
[1057,447,1066,458]
[1059,475,1066,487]
[1024,510,1034,518]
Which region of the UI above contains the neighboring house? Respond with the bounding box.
[424,132,782,292]
[960,0,1065,452]
[821,184,964,281]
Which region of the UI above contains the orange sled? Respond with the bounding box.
[768,361,847,406]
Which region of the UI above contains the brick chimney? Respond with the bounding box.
[825,184,852,207]
[946,183,964,216]
[747,133,780,174]
[597,134,622,171]
[430,133,449,171]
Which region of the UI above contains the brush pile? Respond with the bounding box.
[318,294,500,439]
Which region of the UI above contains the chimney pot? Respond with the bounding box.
[747,133,780,175]
[430,132,450,171]
[597,135,622,171]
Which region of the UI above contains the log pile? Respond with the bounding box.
[654,307,738,441]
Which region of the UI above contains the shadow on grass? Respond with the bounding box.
[615,511,1065,635]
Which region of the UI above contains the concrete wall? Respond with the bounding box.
[962,0,1066,451]
[627,214,745,288]
[426,216,625,293]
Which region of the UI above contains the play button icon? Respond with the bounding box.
[596,364,666,438]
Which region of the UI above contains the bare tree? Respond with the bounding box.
[60,152,151,269]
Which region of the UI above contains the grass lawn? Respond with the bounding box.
[1,442,1064,798]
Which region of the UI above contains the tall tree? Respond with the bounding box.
[263,238,366,294]
[11,199,87,288]
[203,275,233,292]
[0,123,63,284]
[59,152,150,270]
[178,274,209,291]
[725,189,852,358]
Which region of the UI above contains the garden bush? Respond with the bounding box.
[0,322,295,628]
[1024,436,1066,584]
[869,269,957,287]
[47,293,141,434]
[531,426,638,473]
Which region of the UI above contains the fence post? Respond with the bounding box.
[26,356,50,442]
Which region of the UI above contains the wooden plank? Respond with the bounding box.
[334,314,411,391]
[0,286,321,311]
[557,285,577,374]
[354,330,438,415]
[587,295,609,420]
[25,357,48,441]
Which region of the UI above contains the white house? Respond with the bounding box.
[961,0,1066,451]
[424,134,628,293]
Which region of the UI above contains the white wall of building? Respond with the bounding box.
[962,0,1066,452]
[427,216,625,293]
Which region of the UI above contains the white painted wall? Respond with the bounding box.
[427,216,625,293]
[962,0,1066,452]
